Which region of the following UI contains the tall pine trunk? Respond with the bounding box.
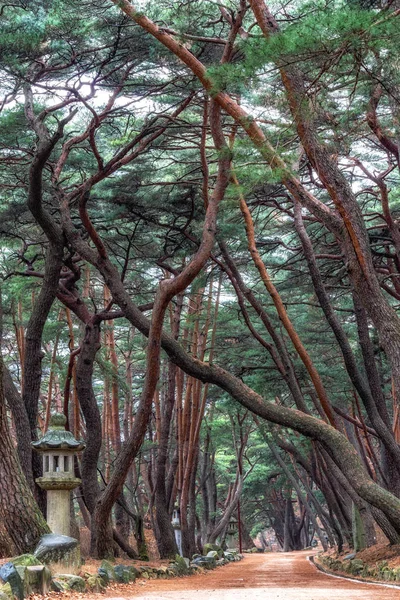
[0,354,50,554]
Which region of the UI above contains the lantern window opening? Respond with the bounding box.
[45,455,50,472]
[54,455,60,472]
[64,456,69,472]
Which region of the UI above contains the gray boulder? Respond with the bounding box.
[34,534,80,574]
[34,534,77,561]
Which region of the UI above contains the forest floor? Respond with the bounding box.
[342,543,400,568]
[62,551,400,600]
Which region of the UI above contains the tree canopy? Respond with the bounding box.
[1,0,400,560]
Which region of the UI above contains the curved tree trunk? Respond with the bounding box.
[75,321,102,515]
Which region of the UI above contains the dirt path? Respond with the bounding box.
[100,552,400,600]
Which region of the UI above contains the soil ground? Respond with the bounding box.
[346,543,400,568]
[80,551,400,600]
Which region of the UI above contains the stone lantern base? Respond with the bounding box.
[34,534,81,575]
[36,476,81,537]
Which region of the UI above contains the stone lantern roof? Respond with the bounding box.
[32,413,86,452]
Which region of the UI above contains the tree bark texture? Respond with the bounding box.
[0,355,50,555]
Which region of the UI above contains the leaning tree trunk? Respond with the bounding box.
[0,354,50,554]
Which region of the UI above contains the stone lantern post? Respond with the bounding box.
[32,413,85,536]
[171,508,183,556]
[226,517,238,549]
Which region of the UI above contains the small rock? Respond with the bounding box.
[156,568,168,579]
[343,553,356,561]
[189,565,204,574]
[191,557,215,570]
[28,566,52,596]
[50,580,64,593]
[0,583,13,600]
[86,574,106,592]
[203,543,222,556]
[224,552,235,561]
[216,558,227,566]
[0,563,24,600]
[173,555,189,575]
[114,565,129,583]
[55,574,86,592]
[11,556,42,568]
[98,559,115,583]
[350,559,364,574]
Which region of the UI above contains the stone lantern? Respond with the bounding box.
[226,517,238,549]
[32,413,85,537]
[171,508,183,556]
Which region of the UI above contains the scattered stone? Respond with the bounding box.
[98,560,115,583]
[166,567,177,577]
[50,580,64,593]
[28,566,51,596]
[224,552,235,562]
[206,551,219,559]
[85,574,106,592]
[173,555,189,575]
[0,563,24,600]
[0,583,13,600]
[54,574,86,592]
[156,567,169,579]
[113,565,138,583]
[114,565,130,584]
[349,559,364,575]
[189,565,204,574]
[343,553,356,561]
[10,555,42,568]
[129,566,140,580]
[203,543,221,555]
[191,556,215,570]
